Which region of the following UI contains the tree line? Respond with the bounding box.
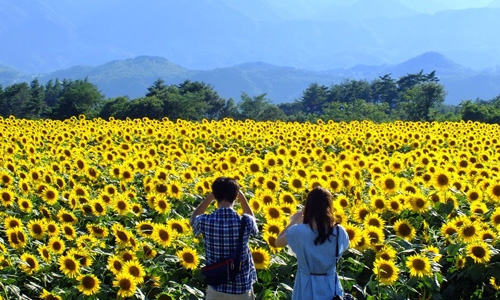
[0,71,498,123]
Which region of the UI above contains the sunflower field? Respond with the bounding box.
[1,116,500,299]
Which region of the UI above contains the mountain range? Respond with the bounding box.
[1,0,500,73]
[1,52,499,105]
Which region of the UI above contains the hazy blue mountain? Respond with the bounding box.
[0,52,496,106]
[1,0,500,72]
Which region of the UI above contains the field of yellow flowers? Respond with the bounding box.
[1,116,500,299]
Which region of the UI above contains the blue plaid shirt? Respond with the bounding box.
[191,207,258,294]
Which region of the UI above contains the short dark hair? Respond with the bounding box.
[212,177,239,203]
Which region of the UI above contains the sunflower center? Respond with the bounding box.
[437,174,449,186]
[493,186,500,197]
[412,259,425,271]
[82,276,96,289]
[368,219,380,227]
[114,261,123,271]
[252,252,265,264]
[32,224,43,235]
[398,223,411,236]
[119,279,132,290]
[384,179,395,190]
[469,192,479,201]
[379,263,394,279]
[375,200,384,209]
[463,226,476,237]
[159,230,169,241]
[292,179,302,189]
[183,253,194,263]
[65,259,77,271]
[26,257,36,268]
[117,201,127,210]
[53,242,62,251]
[471,246,486,258]
[117,231,128,241]
[415,198,425,208]
[129,266,140,277]
[269,208,280,219]
[62,214,74,223]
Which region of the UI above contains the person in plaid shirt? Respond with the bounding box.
[190,177,258,300]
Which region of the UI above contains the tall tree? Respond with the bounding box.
[403,82,446,122]
[372,74,399,109]
[44,79,63,107]
[51,79,104,119]
[146,78,167,97]
[23,79,46,119]
[328,79,372,104]
[300,83,329,115]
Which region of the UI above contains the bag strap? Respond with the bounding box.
[334,225,339,296]
[231,216,247,268]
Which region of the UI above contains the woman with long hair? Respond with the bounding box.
[275,187,349,300]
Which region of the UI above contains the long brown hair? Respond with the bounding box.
[303,187,336,245]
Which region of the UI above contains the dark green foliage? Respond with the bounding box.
[50,78,105,119]
[2,71,500,124]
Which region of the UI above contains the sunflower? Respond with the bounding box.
[480,229,497,243]
[40,289,62,300]
[58,254,81,278]
[387,196,405,213]
[490,277,500,291]
[136,220,155,237]
[455,256,466,269]
[264,232,281,253]
[365,226,385,245]
[353,230,372,251]
[112,273,137,298]
[466,189,482,202]
[153,224,174,248]
[370,196,386,212]
[18,197,33,213]
[352,204,370,223]
[61,224,77,240]
[249,199,263,212]
[78,274,101,296]
[113,194,131,215]
[57,209,78,225]
[19,253,39,275]
[343,223,362,247]
[124,260,146,283]
[488,181,500,201]
[434,170,451,191]
[42,187,60,205]
[91,199,107,216]
[27,219,46,240]
[251,247,271,269]
[424,246,442,262]
[470,202,488,216]
[364,213,385,229]
[118,249,137,262]
[4,216,22,229]
[263,221,284,236]
[288,175,304,192]
[107,256,124,275]
[0,188,15,206]
[168,180,183,198]
[264,204,283,221]
[378,174,399,194]
[408,193,429,213]
[37,245,51,263]
[406,254,432,278]
[459,221,480,243]
[465,240,491,264]
[376,246,397,261]
[48,237,66,254]
[139,242,157,259]
[168,219,189,235]
[177,248,199,270]
[7,228,27,249]
[86,224,109,238]
[373,258,399,285]
[393,219,416,241]
[153,194,171,215]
